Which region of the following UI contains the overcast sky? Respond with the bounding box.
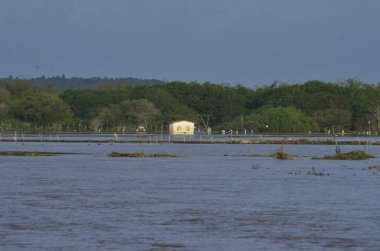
[1,0,379,87]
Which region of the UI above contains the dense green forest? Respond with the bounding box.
[0,77,379,134]
[2,75,164,91]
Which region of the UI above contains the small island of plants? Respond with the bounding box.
[0,151,66,156]
[270,151,298,160]
[315,150,375,160]
[108,152,179,158]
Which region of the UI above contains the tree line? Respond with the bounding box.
[0,78,379,134]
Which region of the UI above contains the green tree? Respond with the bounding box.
[61,89,126,123]
[312,109,352,132]
[90,104,122,131]
[369,103,380,133]
[0,87,10,118]
[244,106,316,133]
[10,93,72,124]
[120,99,160,128]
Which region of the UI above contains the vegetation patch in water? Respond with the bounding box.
[151,243,185,249]
[0,151,62,156]
[368,165,380,170]
[268,149,297,160]
[316,150,375,160]
[108,152,179,158]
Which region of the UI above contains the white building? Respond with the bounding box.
[169,121,195,135]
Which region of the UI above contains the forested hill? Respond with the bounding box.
[0,78,379,134]
[1,76,164,91]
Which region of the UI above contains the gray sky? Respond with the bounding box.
[1,0,379,86]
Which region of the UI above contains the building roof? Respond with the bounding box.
[170,120,195,124]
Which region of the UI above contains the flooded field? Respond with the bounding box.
[0,141,379,250]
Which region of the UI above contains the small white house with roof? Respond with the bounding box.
[169,120,195,135]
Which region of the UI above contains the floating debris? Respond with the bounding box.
[307,167,332,176]
[287,171,302,175]
[252,164,263,169]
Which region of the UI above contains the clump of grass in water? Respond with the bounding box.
[0,151,58,156]
[108,152,179,158]
[316,150,374,160]
[275,151,289,160]
[152,243,185,249]
[270,145,297,160]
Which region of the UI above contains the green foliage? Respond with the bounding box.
[119,99,160,127]
[312,109,352,131]
[89,99,160,131]
[90,104,123,131]
[131,85,196,123]
[61,89,125,122]
[243,106,317,133]
[0,78,379,133]
[10,92,72,124]
[1,75,164,91]
[0,87,10,118]
[165,82,249,126]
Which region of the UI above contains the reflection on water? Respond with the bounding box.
[0,142,379,250]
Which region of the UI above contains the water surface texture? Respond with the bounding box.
[0,142,379,250]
